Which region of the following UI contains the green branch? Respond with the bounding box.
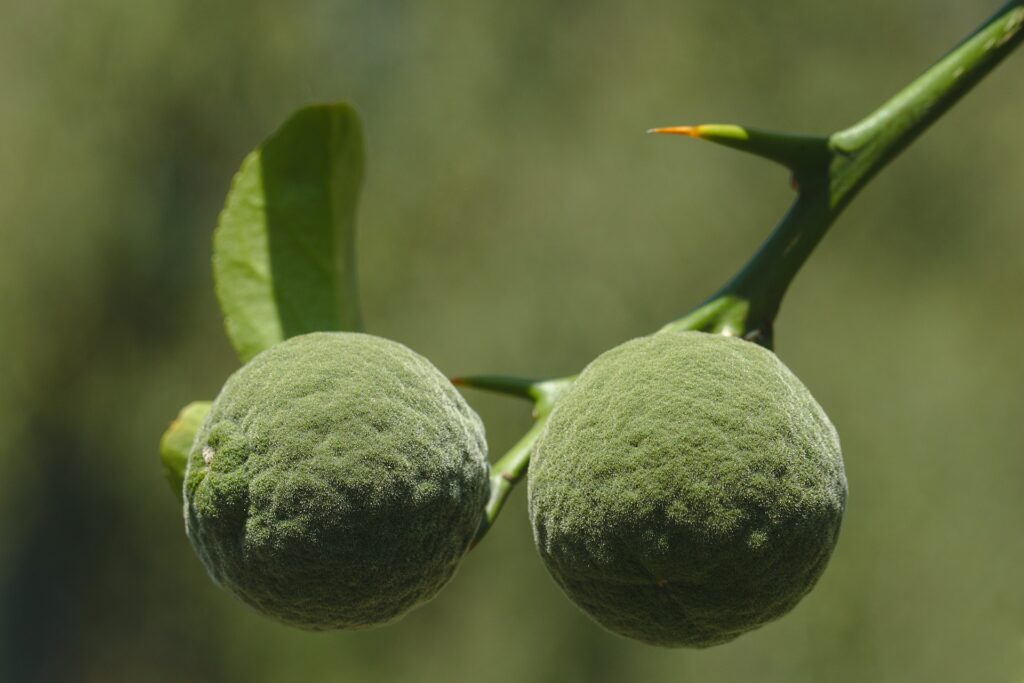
[831,0,1024,208]
[469,1,1023,545]
[471,415,549,547]
[457,376,573,546]
[658,0,1023,345]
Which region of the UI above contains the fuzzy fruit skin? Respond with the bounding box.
[184,332,489,630]
[528,331,846,647]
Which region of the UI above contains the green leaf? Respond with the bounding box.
[159,401,212,502]
[214,103,365,362]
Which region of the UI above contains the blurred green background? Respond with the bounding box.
[1,1,1022,681]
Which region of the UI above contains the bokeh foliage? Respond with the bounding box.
[0,1,1022,681]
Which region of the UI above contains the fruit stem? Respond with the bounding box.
[465,377,573,546]
[471,416,549,547]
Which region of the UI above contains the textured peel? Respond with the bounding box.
[184,331,489,629]
[528,331,846,647]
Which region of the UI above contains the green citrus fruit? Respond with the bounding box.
[184,331,489,629]
[528,331,846,647]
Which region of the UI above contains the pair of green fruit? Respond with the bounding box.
[184,330,846,647]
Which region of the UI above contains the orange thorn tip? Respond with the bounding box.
[450,377,465,386]
[647,125,702,137]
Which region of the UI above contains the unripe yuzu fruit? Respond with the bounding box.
[184,331,489,629]
[528,331,846,647]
